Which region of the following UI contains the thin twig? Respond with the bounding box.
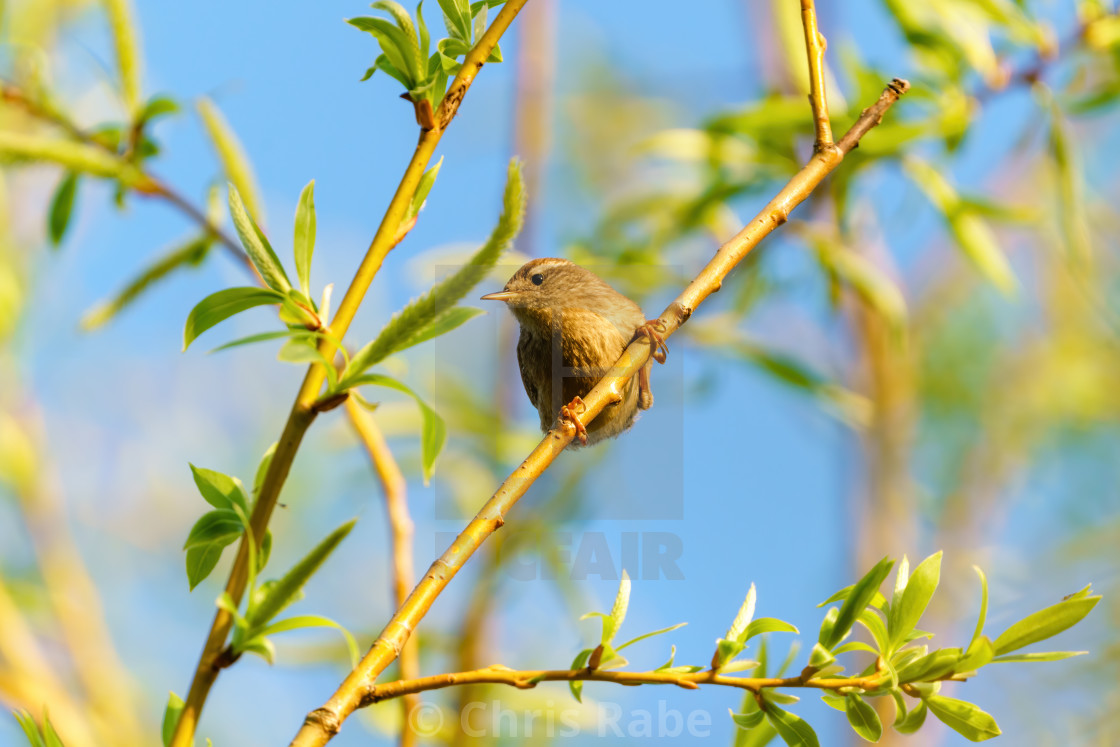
[289,78,910,747]
[344,399,421,747]
[171,4,531,744]
[800,0,833,151]
[356,662,969,706]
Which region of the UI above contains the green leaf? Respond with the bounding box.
[925,695,1001,742]
[437,0,471,40]
[253,614,360,667]
[568,648,592,702]
[343,373,447,484]
[186,543,225,590]
[293,179,316,297]
[727,584,757,642]
[47,171,79,246]
[406,155,443,222]
[743,617,799,641]
[182,286,285,351]
[246,519,357,628]
[888,551,941,650]
[968,565,989,653]
[845,693,882,742]
[956,636,994,671]
[104,0,143,114]
[161,692,185,747]
[904,157,1016,295]
[731,709,766,729]
[893,700,926,734]
[342,158,524,380]
[197,97,264,219]
[14,710,45,747]
[349,16,422,83]
[0,131,143,183]
[856,609,889,653]
[139,94,179,125]
[183,509,244,550]
[228,184,291,293]
[277,337,338,390]
[81,235,210,330]
[189,464,249,512]
[765,704,820,747]
[253,442,277,499]
[603,569,631,645]
[992,590,1100,655]
[895,647,959,682]
[616,622,686,651]
[822,557,894,650]
[989,650,1087,663]
[208,330,311,353]
[40,713,64,747]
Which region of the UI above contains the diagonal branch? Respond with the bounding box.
[288,77,911,747]
[800,0,833,151]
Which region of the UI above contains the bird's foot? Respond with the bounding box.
[635,319,669,364]
[559,396,589,446]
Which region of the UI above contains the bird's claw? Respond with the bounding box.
[560,396,589,445]
[635,319,669,364]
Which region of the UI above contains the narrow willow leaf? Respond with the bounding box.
[208,330,309,353]
[727,584,757,642]
[990,650,1087,663]
[277,337,338,390]
[47,172,79,246]
[293,179,316,297]
[254,614,360,667]
[253,443,277,499]
[889,551,941,650]
[765,704,820,747]
[616,623,685,651]
[343,158,524,380]
[81,235,210,330]
[14,710,45,747]
[856,608,889,654]
[731,709,766,729]
[0,131,142,183]
[228,184,291,292]
[349,16,422,83]
[894,700,927,734]
[393,305,485,353]
[606,570,631,645]
[437,0,471,40]
[925,695,1001,742]
[182,286,285,351]
[189,464,249,512]
[407,155,443,222]
[197,97,264,218]
[904,157,1016,295]
[246,519,357,628]
[161,692,185,747]
[896,647,960,683]
[812,239,907,332]
[992,592,1100,655]
[822,557,894,650]
[969,565,989,653]
[845,693,883,742]
[103,0,143,114]
[343,374,446,482]
[820,694,847,712]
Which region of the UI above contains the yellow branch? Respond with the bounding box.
[169,4,530,745]
[288,78,910,747]
[800,0,833,151]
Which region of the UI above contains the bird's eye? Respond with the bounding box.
[531,273,544,286]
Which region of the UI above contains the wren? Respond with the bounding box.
[481,258,667,446]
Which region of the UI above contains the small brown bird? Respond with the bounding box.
[481,258,667,446]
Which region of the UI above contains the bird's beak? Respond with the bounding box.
[480,290,517,302]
